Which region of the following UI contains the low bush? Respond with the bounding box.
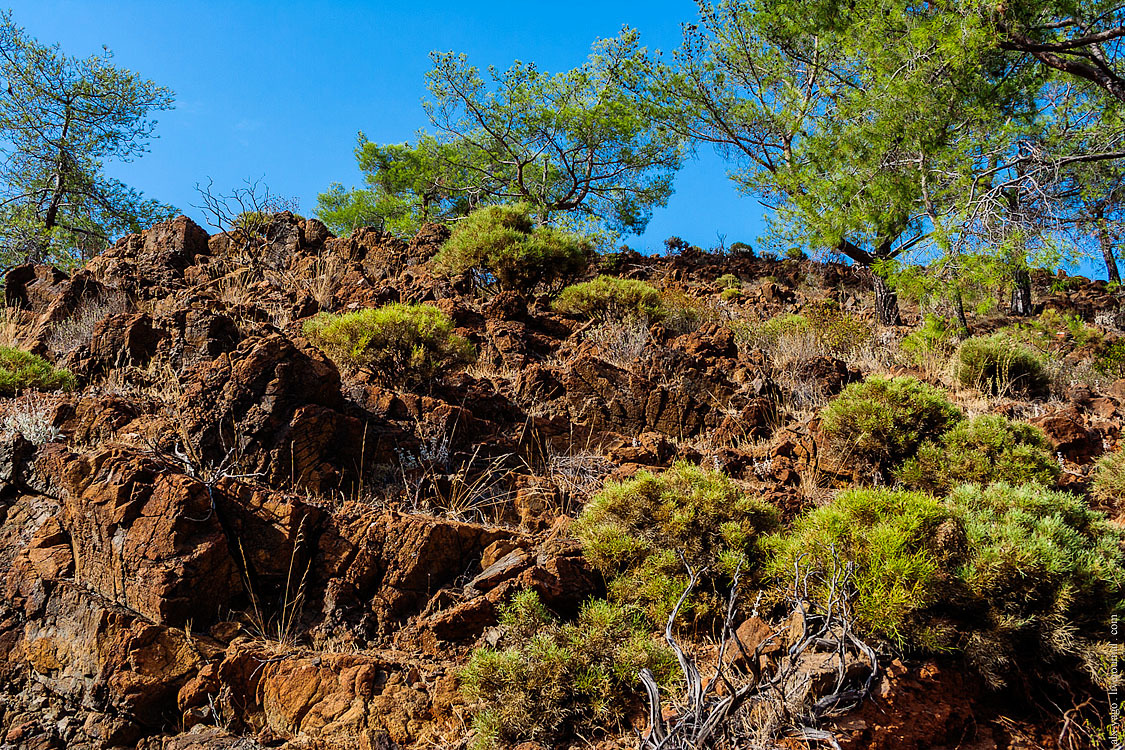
[953,333,1050,397]
[899,314,955,365]
[803,299,872,355]
[553,275,665,322]
[433,203,591,291]
[302,303,474,385]
[947,483,1124,688]
[573,462,780,625]
[0,347,75,397]
[1010,309,1103,353]
[767,484,1125,688]
[819,375,962,473]
[1094,337,1125,378]
[766,488,958,648]
[896,414,1060,494]
[460,592,675,749]
[1090,450,1125,509]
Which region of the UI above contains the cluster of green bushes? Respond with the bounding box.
[769,483,1123,687]
[461,592,675,749]
[464,450,1120,746]
[0,347,75,396]
[820,375,1058,489]
[302,302,474,385]
[433,203,592,291]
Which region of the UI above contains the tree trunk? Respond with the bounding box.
[871,270,902,326]
[1098,220,1121,284]
[1010,267,1033,316]
[952,286,969,336]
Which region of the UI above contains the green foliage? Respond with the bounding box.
[953,333,1050,397]
[574,462,780,625]
[1094,337,1125,379]
[315,134,478,237]
[766,488,957,648]
[729,241,754,257]
[1091,450,1125,507]
[819,375,962,473]
[425,30,684,234]
[302,303,474,385]
[1008,309,1103,353]
[768,484,1125,686]
[0,347,75,396]
[947,483,1125,687]
[553,275,665,322]
[899,314,955,365]
[0,11,176,268]
[460,592,675,749]
[433,203,591,291]
[715,273,741,289]
[896,415,1060,494]
[803,298,872,355]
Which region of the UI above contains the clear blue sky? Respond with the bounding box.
[6,0,767,253]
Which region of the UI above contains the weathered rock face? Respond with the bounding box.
[57,448,241,627]
[85,215,211,298]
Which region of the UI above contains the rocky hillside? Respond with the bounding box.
[0,213,1120,750]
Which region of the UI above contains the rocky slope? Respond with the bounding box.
[0,214,1119,750]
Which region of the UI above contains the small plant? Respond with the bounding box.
[1094,337,1125,378]
[784,247,807,261]
[953,333,1050,397]
[460,591,675,749]
[553,275,665,321]
[729,241,754,257]
[1011,309,1103,353]
[660,288,720,334]
[302,303,474,385]
[899,313,955,365]
[0,392,64,444]
[803,298,871,355]
[1090,450,1125,509]
[573,463,780,625]
[715,273,741,289]
[0,347,75,397]
[896,414,1060,494]
[819,375,962,473]
[433,203,591,291]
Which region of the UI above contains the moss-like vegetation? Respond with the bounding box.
[553,275,665,321]
[433,203,591,291]
[896,414,1060,494]
[819,375,962,473]
[460,592,675,749]
[953,333,1050,397]
[573,462,780,625]
[0,347,75,396]
[302,302,474,385]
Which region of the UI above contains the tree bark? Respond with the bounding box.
[871,270,902,326]
[1010,267,1033,316]
[1097,219,1121,284]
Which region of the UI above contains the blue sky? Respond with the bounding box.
[6,0,768,253]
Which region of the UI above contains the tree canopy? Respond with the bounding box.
[0,11,175,269]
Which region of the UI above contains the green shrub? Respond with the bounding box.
[434,203,591,291]
[766,488,958,648]
[899,314,955,365]
[947,483,1125,687]
[803,298,872,355]
[1090,450,1125,508]
[302,303,474,385]
[0,347,75,396]
[729,241,754,257]
[1010,309,1103,353]
[896,415,1060,494]
[1094,337,1125,378]
[552,275,665,322]
[768,484,1125,687]
[715,273,741,289]
[953,333,1050,397]
[573,462,780,625]
[720,287,744,302]
[660,289,720,334]
[819,375,962,473]
[460,592,675,749]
